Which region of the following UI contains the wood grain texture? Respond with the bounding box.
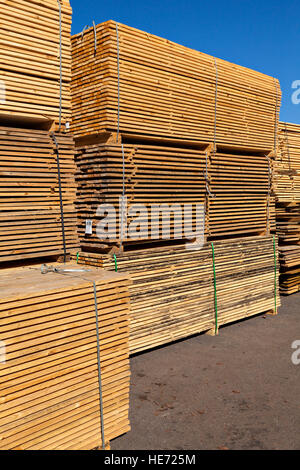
[74,142,275,250]
[71,236,280,354]
[71,20,281,150]
[0,126,78,263]
[0,264,131,450]
[0,0,72,126]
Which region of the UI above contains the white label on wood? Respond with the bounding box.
[0,341,6,364]
[0,80,6,104]
[85,219,93,235]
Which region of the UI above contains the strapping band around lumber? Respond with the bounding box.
[265,155,272,235]
[213,58,218,156]
[204,151,215,200]
[57,0,62,132]
[80,24,89,41]
[46,269,107,450]
[51,133,67,263]
[274,79,279,155]
[273,235,277,312]
[211,242,218,334]
[92,281,106,450]
[116,23,121,141]
[120,144,126,249]
[93,21,97,55]
[114,254,118,272]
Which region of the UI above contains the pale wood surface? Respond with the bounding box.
[0,263,131,450]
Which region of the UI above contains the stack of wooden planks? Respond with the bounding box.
[71,20,281,150]
[1,0,72,127]
[71,236,280,354]
[275,122,300,202]
[273,122,300,294]
[0,126,78,263]
[209,151,275,237]
[0,264,131,449]
[74,142,275,250]
[276,202,300,294]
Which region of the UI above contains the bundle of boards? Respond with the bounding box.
[0,264,131,450]
[275,122,300,202]
[274,122,300,293]
[276,202,300,294]
[1,0,72,126]
[75,142,275,250]
[71,236,280,354]
[0,126,78,263]
[71,20,281,150]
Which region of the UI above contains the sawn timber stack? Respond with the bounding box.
[71,236,280,354]
[0,264,131,450]
[276,202,300,294]
[0,126,78,263]
[75,142,275,250]
[1,0,72,128]
[71,20,281,151]
[274,122,300,294]
[275,122,300,202]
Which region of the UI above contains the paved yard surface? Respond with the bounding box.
[112,293,300,450]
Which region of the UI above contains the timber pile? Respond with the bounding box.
[71,21,281,150]
[273,123,300,293]
[0,126,78,263]
[74,143,274,250]
[1,0,72,127]
[274,122,300,202]
[209,151,275,237]
[0,264,131,449]
[71,236,280,354]
[276,202,300,294]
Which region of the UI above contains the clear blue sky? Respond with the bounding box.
[71,0,299,124]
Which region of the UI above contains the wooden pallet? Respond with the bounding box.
[0,263,131,450]
[1,0,72,126]
[0,126,79,263]
[74,142,275,251]
[71,236,280,354]
[71,20,281,150]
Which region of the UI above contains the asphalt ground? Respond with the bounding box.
[112,292,300,450]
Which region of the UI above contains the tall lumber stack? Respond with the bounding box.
[0,1,132,450]
[274,122,300,294]
[71,21,280,149]
[0,0,79,264]
[1,0,72,128]
[70,20,281,354]
[0,265,131,450]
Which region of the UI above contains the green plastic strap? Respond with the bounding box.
[76,252,79,264]
[211,242,218,334]
[113,254,118,272]
[273,235,277,312]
